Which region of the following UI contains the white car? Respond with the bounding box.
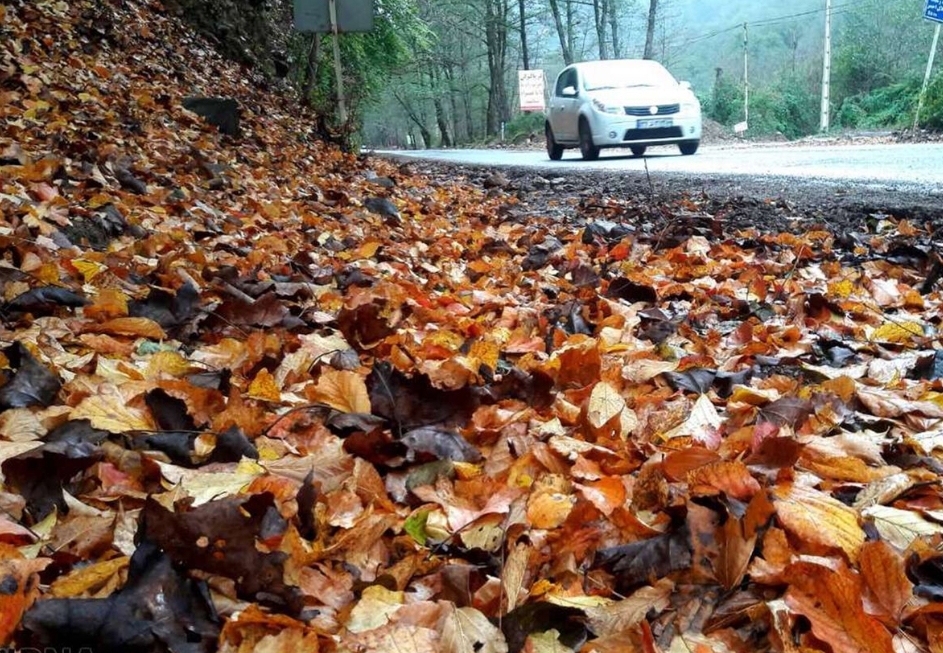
[545,59,702,161]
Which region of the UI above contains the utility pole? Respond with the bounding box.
[743,23,749,127]
[915,22,942,130]
[328,0,348,126]
[820,0,832,132]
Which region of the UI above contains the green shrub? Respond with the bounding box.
[836,79,920,129]
[505,112,546,142]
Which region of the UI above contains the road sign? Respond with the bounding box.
[926,0,943,23]
[518,70,546,112]
[294,0,374,33]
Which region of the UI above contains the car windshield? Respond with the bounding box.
[581,62,677,91]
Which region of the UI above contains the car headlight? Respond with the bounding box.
[681,100,701,112]
[592,98,623,115]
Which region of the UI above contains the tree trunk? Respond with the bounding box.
[644,0,659,60]
[593,0,609,60]
[548,0,572,65]
[430,68,453,147]
[518,0,530,70]
[444,64,466,143]
[301,33,321,106]
[485,0,510,136]
[608,0,621,59]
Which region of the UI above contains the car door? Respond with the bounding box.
[549,68,579,142]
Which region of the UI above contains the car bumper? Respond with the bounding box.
[589,112,702,146]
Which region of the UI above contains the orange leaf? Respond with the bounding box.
[308,369,370,414]
[785,561,894,653]
[715,516,755,591]
[85,317,166,340]
[860,540,915,624]
[0,546,50,645]
[687,460,760,501]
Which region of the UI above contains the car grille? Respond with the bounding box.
[624,104,680,116]
[624,127,684,141]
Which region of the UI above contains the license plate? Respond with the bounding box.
[637,118,673,129]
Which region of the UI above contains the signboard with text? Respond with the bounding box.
[927,0,943,23]
[294,0,374,33]
[518,70,546,112]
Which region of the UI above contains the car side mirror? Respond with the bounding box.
[562,86,578,98]
[679,81,693,91]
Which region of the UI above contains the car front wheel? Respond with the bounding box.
[578,119,600,161]
[546,125,564,161]
[679,140,699,156]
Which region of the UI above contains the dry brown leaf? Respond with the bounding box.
[48,556,129,598]
[860,540,915,623]
[440,605,508,653]
[584,579,673,637]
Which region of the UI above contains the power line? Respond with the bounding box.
[679,0,882,49]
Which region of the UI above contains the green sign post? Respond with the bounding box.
[294,0,375,124]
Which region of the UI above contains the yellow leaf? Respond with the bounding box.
[49,556,129,598]
[145,351,192,378]
[828,279,855,299]
[774,483,864,562]
[72,259,107,283]
[247,368,282,403]
[309,369,370,413]
[71,394,155,433]
[587,382,625,429]
[871,321,924,344]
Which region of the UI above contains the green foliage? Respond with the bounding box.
[836,79,920,129]
[290,0,432,142]
[923,74,943,130]
[505,112,546,142]
[705,75,743,125]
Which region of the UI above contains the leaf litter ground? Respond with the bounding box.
[4,1,943,652]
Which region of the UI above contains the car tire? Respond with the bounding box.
[546,125,564,161]
[578,119,600,161]
[679,140,699,156]
[630,146,647,157]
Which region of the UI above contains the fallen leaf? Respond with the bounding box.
[774,483,864,562]
[441,606,509,653]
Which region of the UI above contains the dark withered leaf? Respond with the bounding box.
[296,470,318,541]
[209,425,258,463]
[0,342,61,410]
[606,277,658,303]
[187,368,231,392]
[595,525,692,591]
[3,435,103,520]
[758,396,813,428]
[141,494,302,614]
[21,542,219,653]
[129,282,199,329]
[368,362,478,431]
[131,431,197,466]
[6,287,89,314]
[400,427,482,463]
[145,388,197,431]
[214,291,288,328]
[337,300,398,350]
[502,602,588,653]
[521,236,563,272]
[663,368,717,394]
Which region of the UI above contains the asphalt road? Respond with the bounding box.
[375,142,943,196]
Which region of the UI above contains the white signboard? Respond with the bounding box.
[518,70,546,112]
[734,121,749,134]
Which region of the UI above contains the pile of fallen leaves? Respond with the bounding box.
[5,1,943,652]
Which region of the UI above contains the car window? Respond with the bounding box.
[581,62,676,91]
[555,69,574,97]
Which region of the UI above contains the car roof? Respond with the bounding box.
[568,59,668,73]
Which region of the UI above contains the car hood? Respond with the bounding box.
[588,86,691,107]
